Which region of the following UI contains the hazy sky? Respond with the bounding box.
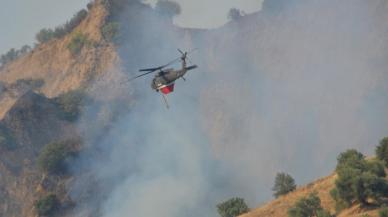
[145,0,263,28]
[0,0,262,55]
[0,0,90,55]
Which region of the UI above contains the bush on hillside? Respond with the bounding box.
[288,193,332,217]
[335,149,366,172]
[36,28,55,43]
[272,172,297,198]
[227,8,244,21]
[155,0,181,18]
[54,89,88,122]
[13,78,45,91]
[217,197,249,217]
[65,9,88,33]
[376,137,388,167]
[332,149,388,208]
[380,207,388,217]
[102,22,120,42]
[37,141,74,174]
[367,160,386,178]
[67,32,91,55]
[0,127,16,150]
[36,9,88,44]
[35,194,60,216]
[0,45,32,67]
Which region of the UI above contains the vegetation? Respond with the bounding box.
[217,197,249,217]
[11,78,45,91]
[0,45,31,66]
[0,126,16,150]
[155,0,181,18]
[36,9,88,44]
[376,137,388,167]
[331,149,388,209]
[67,32,91,55]
[102,22,120,42]
[37,141,73,174]
[227,8,244,21]
[380,207,388,217]
[54,89,88,121]
[35,194,60,216]
[272,172,297,198]
[288,193,332,217]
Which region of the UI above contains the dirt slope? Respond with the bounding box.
[0,0,120,119]
[241,173,381,217]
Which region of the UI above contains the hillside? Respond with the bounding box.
[0,0,388,217]
[240,173,386,217]
[0,0,120,119]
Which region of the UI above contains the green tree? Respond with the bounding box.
[366,160,386,178]
[332,149,388,207]
[272,172,297,198]
[37,141,72,174]
[102,22,120,42]
[228,8,244,21]
[155,0,181,18]
[35,194,60,216]
[288,193,329,217]
[217,197,249,217]
[336,149,366,172]
[54,89,88,121]
[36,28,55,43]
[67,32,90,55]
[376,137,388,167]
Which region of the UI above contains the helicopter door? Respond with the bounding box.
[160,83,175,94]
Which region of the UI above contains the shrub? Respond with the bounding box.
[288,193,331,217]
[316,210,334,217]
[217,197,249,217]
[330,188,348,212]
[14,78,45,91]
[54,89,88,121]
[272,172,296,198]
[64,9,88,33]
[102,22,120,42]
[380,207,388,217]
[36,28,55,43]
[35,194,59,216]
[0,45,32,67]
[87,2,94,10]
[336,149,366,172]
[376,137,388,167]
[37,141,72,174]
[0,127,16,150]
[35,9,88,44]
[367,160,386,178]
[332,149,388,207]
[228,8,244,21]
[67,32,90,55]
[155,0,181,18]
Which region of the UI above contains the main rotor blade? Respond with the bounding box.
[138,48,199,74]
[139,67,161,72]
[121,70,157,84]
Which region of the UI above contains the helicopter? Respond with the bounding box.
[124,49,198,108]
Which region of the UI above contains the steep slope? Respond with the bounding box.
[0,91,79,217]
[0,0,120,119]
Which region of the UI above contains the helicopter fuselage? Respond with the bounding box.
[151,65,197,94]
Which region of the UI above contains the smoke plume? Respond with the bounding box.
[72,0,388,216]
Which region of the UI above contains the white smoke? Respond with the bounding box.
[72,0,388,216]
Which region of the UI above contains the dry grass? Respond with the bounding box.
[240,173,382,217]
